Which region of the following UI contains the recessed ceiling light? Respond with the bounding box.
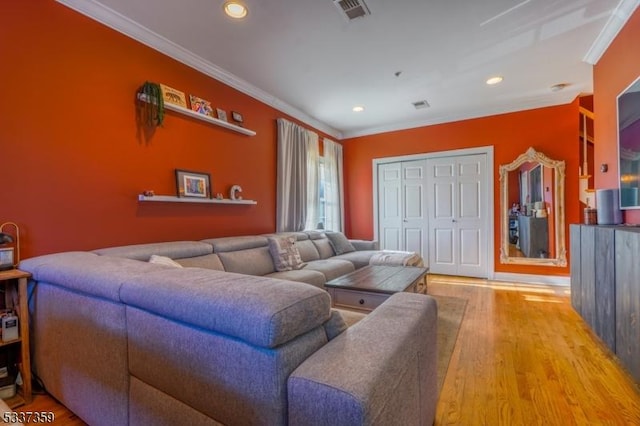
[486,76,503,85]
[352,106,365,112]
[224,1,248,19]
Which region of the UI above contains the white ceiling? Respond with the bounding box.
[60,0,638,138]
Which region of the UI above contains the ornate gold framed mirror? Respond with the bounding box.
[499,147,567,266]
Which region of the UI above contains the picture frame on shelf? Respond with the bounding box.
[231,111,244,123]
[216,108,228,122]
[160,84,188,108]
[175,169,211,198]
[189,95,214,117]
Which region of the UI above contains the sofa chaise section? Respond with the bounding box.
[288,293,438,426]
[22,251,172,426]
[121,267,332,425]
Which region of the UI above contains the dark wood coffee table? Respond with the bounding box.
[325,265,429,312]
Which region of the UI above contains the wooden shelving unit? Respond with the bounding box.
[138,194,257,205]
[0,269,32,408]
[137,94,256,136]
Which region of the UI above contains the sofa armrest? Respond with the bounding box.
[288,292,437,426]
[349,239,379,251]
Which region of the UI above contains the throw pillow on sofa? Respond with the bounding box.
[267,236,306,271]
[148,255,183,268]
[325,232,356,255]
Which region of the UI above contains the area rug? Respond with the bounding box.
[336,294,467,390]
[431,294,467,390]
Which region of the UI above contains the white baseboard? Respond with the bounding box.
[492,272,570,287]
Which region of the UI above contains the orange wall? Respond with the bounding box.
[0,2,334,258]
[594,7,640,224]
[342,102,580,276]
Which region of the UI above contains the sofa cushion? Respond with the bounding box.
[149,255,183,268]
[203,236,268,253]
[93,241,212,261]
[217,247,275,276]
[334,250,380,269]
[265,270,326,289]
[119,268,331,348]
[292,240,320,262]
[325,232,356,255]
[267,236,305,272]
[312,239,335,260]
[174,254,225,271]
[304,259,355,282]
[20,252,168,302]
[304,230,325,240]
[323,310,348,340]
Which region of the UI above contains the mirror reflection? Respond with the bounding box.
[618,76,640,208]
[507,162,555,259]
[500,147,567,266]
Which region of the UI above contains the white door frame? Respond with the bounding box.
[372,146,495,279]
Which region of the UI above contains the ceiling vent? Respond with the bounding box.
[412,100,430,110]
[333,0,371,21]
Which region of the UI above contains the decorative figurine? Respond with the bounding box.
[229,185,243,200]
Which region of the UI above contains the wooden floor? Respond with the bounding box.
[14,276,640,425]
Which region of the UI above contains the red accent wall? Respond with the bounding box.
[594,7,640,224]
[342,102,580,276]
[0,2,334,258]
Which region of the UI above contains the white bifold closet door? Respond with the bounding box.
[426,154,488,278]
[377,160,428,261]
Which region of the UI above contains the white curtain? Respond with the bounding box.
[323,139,345,232]
[276,118,319,232]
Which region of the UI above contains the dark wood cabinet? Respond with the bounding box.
[570,224,640,383]
[518,216,549,257]
[570,225,582,314]
[615,228,640,383]
[595,227,616,352]
[579,225,596,329]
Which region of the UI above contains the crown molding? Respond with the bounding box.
[56,0,342,139]
[341,93,581,139]
[583,0,639,65]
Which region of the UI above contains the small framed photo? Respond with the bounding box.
[189,95,214,117]
[216,108,228,121]
[231,111,244,123]
[175,169,211,198]
[160,84,188,108]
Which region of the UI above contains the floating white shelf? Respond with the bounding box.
[137,94,256,136]
[138,195,257,205]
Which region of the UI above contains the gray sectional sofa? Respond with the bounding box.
[93,231,381,289]
[21,231,438,426]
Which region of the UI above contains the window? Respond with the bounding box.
[305,139,343,232]
[316,158,327,229]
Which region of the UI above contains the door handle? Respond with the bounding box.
[403,219,408,222]
[452,219,457,223]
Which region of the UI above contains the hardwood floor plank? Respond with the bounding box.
[11,275,640,425]
[429,275,640,425]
